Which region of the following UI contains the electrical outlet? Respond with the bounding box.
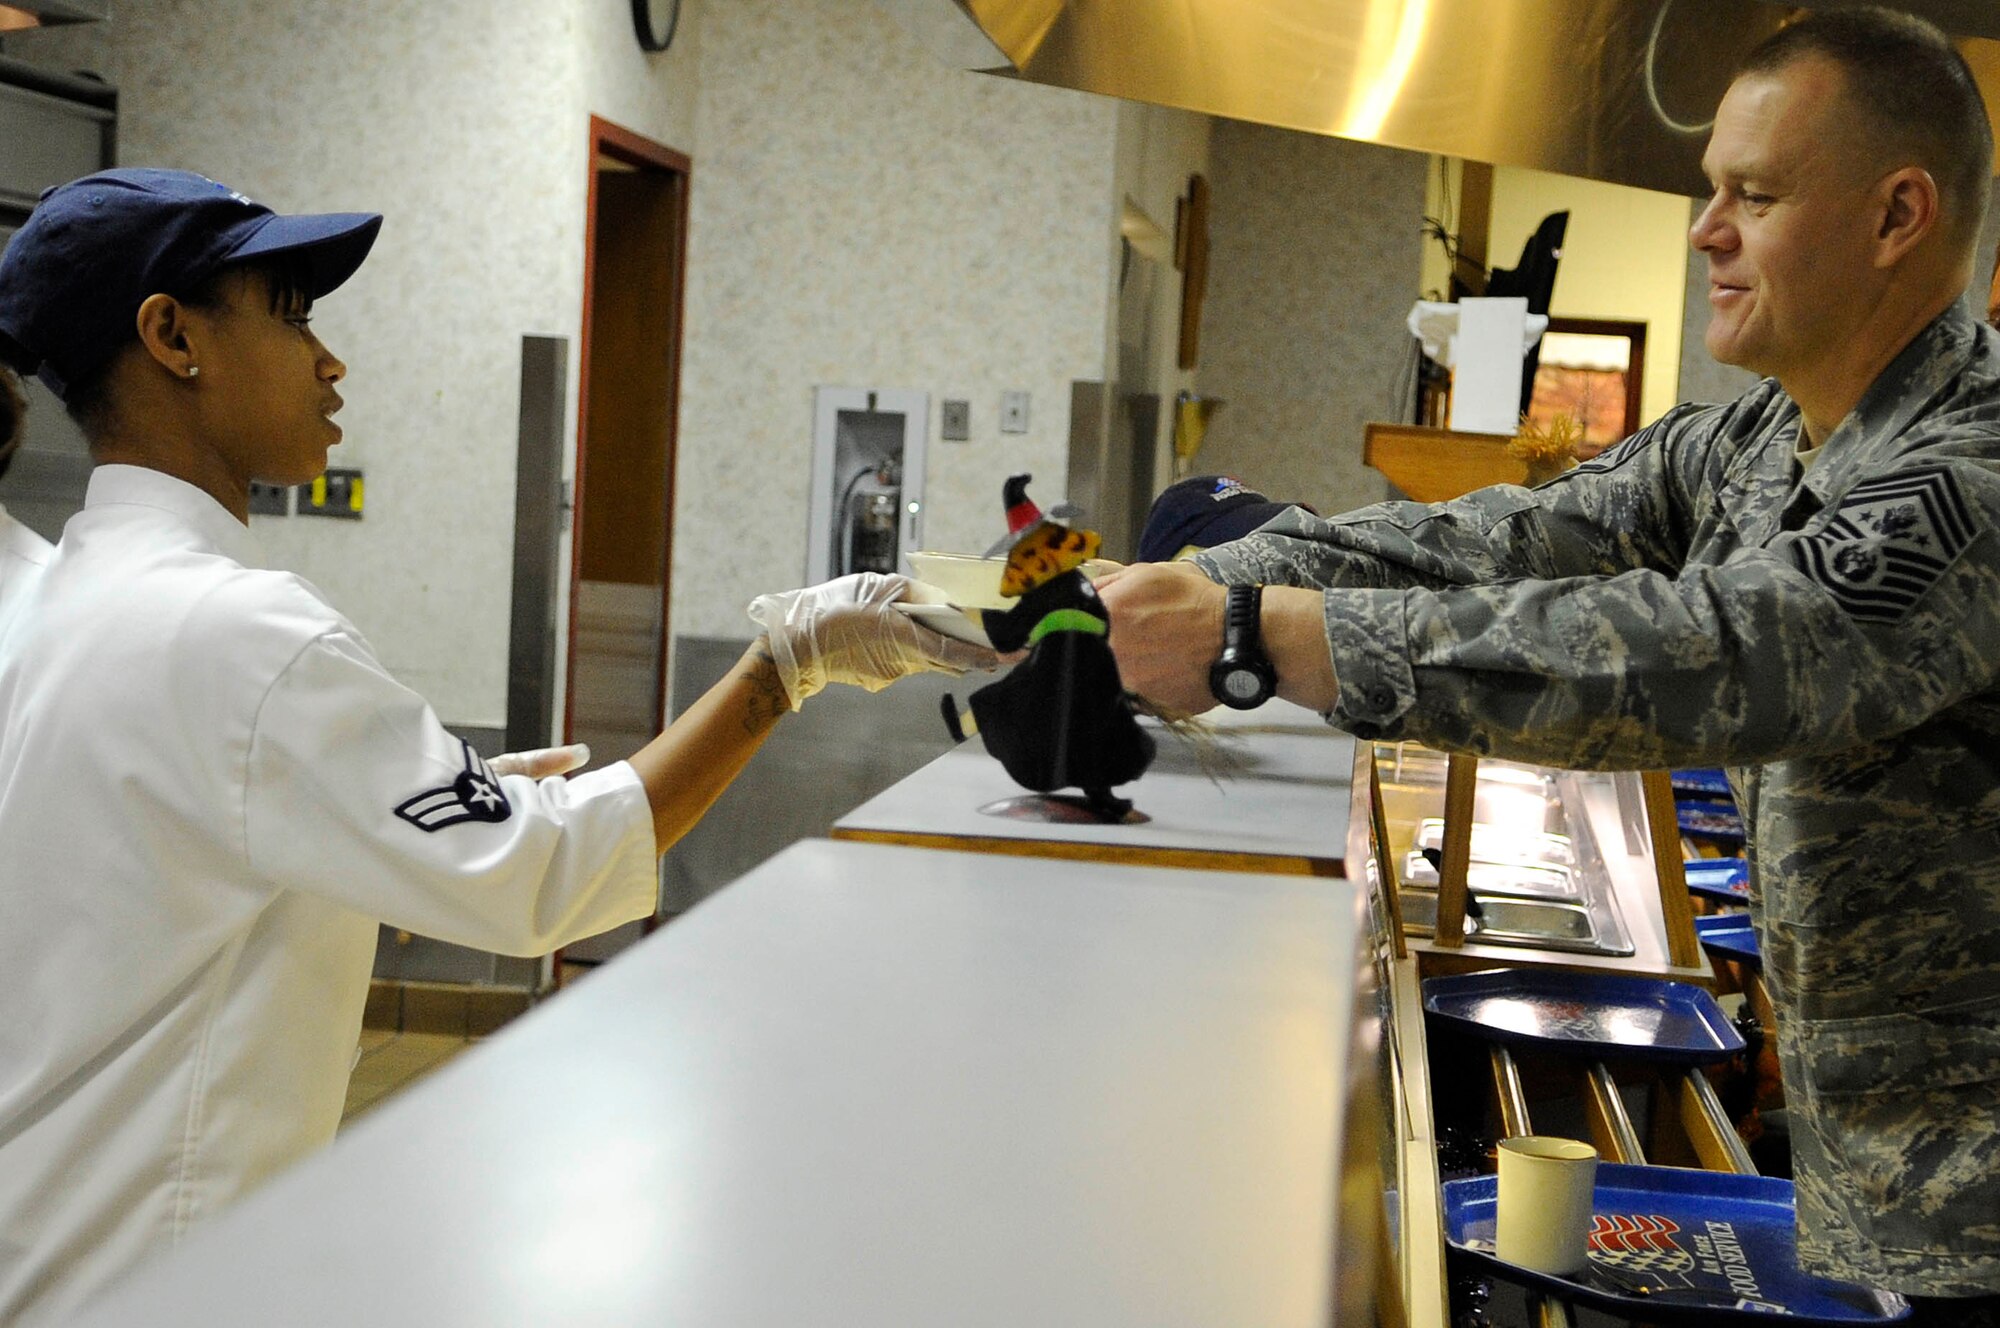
[247,481,291,516]
[1000,390,1030,434]
[941,398,970,441]
[298,467,364,519]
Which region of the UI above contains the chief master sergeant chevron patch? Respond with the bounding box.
[1787,465,1975,623]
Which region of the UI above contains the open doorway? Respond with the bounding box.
[564,118,689,780]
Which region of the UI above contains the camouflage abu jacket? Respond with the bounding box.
[1195,304,2000,1296]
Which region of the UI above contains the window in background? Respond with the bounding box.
[1527,318,1646,459]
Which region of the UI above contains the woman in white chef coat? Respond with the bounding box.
[0,169,991,1325]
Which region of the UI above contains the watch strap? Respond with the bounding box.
[1223,583,1264,653]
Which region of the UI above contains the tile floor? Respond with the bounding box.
[341,1029,474,1125]
[340,963,599,1126]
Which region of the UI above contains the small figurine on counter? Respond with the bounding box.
[953,475,1154,821]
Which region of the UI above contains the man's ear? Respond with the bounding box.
[132,293,200,380]
[1873,166,1941,268]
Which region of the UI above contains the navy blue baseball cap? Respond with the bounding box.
[0,168,382,401]
[1137,474,1305,563]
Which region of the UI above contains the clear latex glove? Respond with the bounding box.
[746,571,1000,710]
[487,743,591,779]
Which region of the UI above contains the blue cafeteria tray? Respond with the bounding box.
[1678,799,1746,846]
[1685,856,1750,903]
[1422,969,1745,1064]
[1695,913,1761,969]
[1445,1163,1908,1324]
[1670,767,1734,798]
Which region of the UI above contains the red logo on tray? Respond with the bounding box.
[1590,1214,1695,1274]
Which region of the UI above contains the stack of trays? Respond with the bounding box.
[1673,767,1747,851]
[1695,913,1762,969]
[1428,969,1901,1322]
[1684,857,1749,905]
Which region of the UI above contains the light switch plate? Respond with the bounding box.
[247,481,291,516]
[941,399,970,441]
[1000,390,1030,434]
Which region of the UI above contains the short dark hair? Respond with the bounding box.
[1740,6,1994,251]
[62,252,316,440]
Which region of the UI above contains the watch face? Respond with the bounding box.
[1222,669,1262,702]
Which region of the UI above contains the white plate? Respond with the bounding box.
[906,550,1123,610]
[892,600,991,647]
[905,551,1010,609]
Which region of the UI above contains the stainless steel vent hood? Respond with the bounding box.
[888,1,2000,197]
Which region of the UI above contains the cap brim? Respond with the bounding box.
[224,211,382,299]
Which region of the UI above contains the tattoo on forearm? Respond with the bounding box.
[741,641,790,733]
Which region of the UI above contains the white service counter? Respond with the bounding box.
[74,839,1380,1327]
[835,699,1357,876]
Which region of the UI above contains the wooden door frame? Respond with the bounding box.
[1543,315,1647,439]
[565,116,692,744]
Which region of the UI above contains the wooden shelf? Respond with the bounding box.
[1364,422,1528,502]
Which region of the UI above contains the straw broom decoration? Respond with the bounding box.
[1509,412,1584,486]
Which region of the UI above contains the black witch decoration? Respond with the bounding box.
[945,475,1155,821]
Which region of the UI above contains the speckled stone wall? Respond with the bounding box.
[672,0,1120,638]
[1110,101,1213,504]
[1193,120,1428,516]
[8,0,701,723]
[6,3,1170,707]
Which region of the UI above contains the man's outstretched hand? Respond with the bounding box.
[1094,561,1229,717]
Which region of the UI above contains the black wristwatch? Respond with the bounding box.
[1209,584,1276,710]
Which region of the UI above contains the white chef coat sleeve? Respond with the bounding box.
[241,626,659,955]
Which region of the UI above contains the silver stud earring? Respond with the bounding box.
[185,366,200,379]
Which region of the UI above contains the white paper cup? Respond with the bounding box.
[1495,1135,1599,1275]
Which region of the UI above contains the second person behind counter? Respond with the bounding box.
[0,168,994,1325]
[1136,473,1311,564]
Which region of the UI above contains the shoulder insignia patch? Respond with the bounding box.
[395,739,513,832]
[1787,467,1975,624]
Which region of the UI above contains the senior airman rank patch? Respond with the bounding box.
[1788,466,1973,623]
[395,740,513,831]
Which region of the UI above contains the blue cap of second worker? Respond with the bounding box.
[0,168,382,402]
[1137,474,1301,563]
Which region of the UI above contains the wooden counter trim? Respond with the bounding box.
[828,826,1339,877]
[1363,422,1529,503]
[1428,754,1480,949]
[1391,957,1451,1328]
[1639,770,1703,969]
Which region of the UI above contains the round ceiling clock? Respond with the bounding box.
[632,0,680,53]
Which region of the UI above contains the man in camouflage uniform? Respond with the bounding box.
[1101,8,2000,1319]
